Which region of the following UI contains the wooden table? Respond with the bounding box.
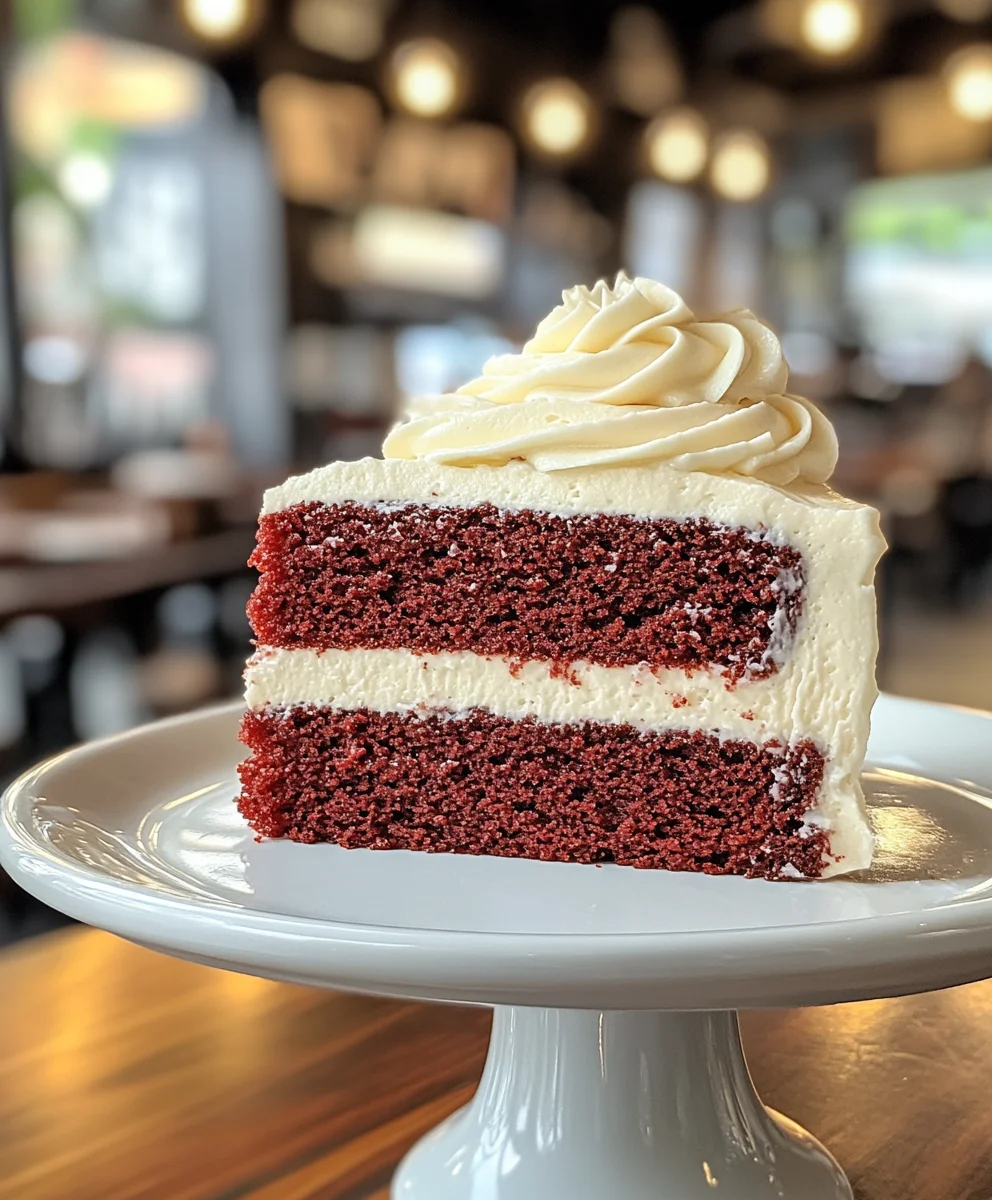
[2,928,991,1200]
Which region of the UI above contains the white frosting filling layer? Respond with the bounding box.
[247,647,806,738]
[254,457,885,877]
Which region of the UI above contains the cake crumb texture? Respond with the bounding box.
[238,705,830,879]
[248,501,805,682]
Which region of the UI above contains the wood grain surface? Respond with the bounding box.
[1,927,990,1199]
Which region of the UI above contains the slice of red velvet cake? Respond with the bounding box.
[239,273,885,879]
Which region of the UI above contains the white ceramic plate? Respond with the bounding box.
[3,693,992,1009]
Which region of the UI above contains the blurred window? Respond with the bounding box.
[395,324,513,399]
[846,168,992,367]
[311,207,505,298]
[624,182,702,298]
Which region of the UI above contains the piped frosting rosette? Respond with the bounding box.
[383,273,838,487]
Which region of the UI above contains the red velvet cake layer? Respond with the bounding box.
[248,502,805,682]
[238,706,830,879]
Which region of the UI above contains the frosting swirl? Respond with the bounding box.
[383,273,838,486]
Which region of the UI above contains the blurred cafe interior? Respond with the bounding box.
[1,0,992,940]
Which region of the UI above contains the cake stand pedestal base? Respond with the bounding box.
[393,1008,851,1200]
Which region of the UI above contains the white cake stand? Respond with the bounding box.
[4,694,992,1200]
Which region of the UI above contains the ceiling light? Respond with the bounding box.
[179,0,258,41]
[645,108,708,182]
[709,131,772,203]
[522,78,593,158]
[391,38,462,119]
[800,0,864,57]
[946,44,992,121]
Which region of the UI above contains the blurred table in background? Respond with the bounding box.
[1,928,990,1200]
[0,527,256,621]
[0,468,268,944]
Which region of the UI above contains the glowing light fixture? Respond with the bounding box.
[946,44,992,121]
[522,78,593,158]
[645,108,708,182]
[57,153,113,208]
[709,131,772,202]
[800,0,864,56]
[180,0,257,41]
[391,38,462,118]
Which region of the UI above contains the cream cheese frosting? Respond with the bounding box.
[383,272,838,486]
